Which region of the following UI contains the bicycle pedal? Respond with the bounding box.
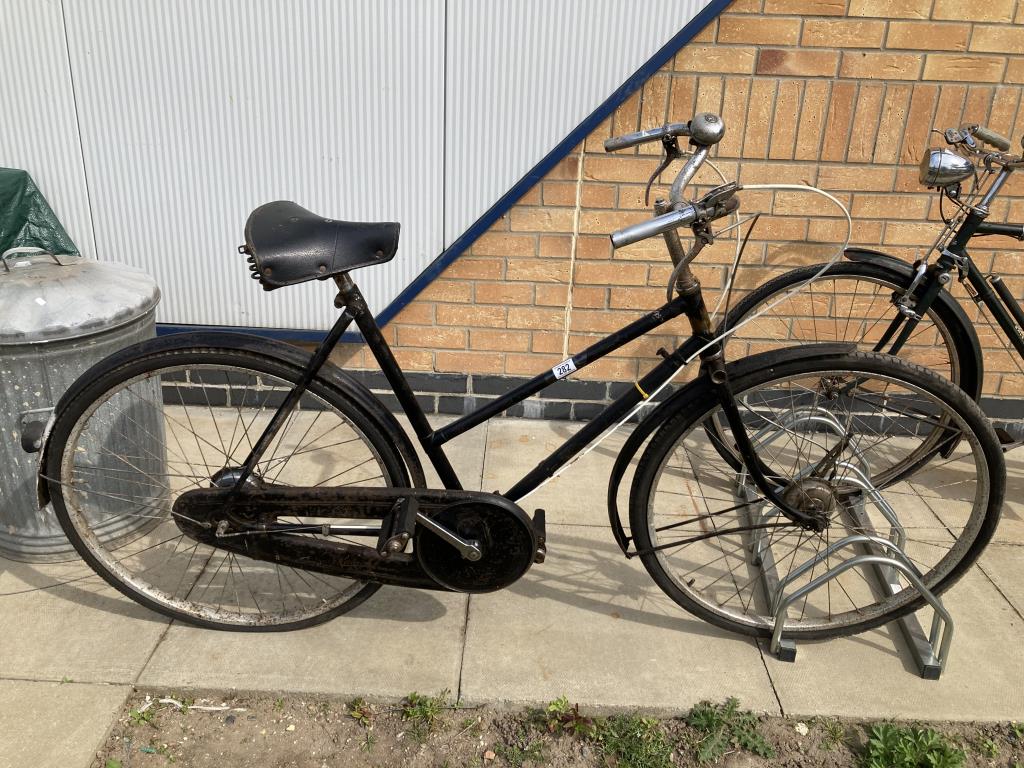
[532,509,547,564]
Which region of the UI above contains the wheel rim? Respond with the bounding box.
[56,362,397,627]
[644,367,991,635]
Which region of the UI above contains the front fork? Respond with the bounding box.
[662,212,827,533]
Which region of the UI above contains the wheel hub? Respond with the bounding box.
[209,466,264,490]
[781,477,836,526]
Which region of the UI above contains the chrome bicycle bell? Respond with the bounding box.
[919,148,975,188]
[690,113,725,146]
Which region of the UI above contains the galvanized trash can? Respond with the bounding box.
[0,253,163,561]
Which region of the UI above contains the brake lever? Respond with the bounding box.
[644,135,682,206]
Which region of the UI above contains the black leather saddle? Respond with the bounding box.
[242,201,400,290]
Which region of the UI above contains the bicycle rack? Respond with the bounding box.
[734,406,954,680]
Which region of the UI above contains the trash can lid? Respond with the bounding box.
[0,255,161,344]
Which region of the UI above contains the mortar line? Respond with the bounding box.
[976,561,1024,623]
[133,618,175,687]
[754,639,786,717]
[0,674,133,686]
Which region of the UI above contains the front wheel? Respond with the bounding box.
[46,344,414,631]
[629,349,1004,640]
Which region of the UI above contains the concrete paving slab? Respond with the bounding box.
[991,451,1024,545]
[0,679,129,768]
[459,523,780,714]
[978,543,1024,618]
[763,567,1024,721]
[0,556,169,684]
[481,419,634,526]
[138,585,468,699]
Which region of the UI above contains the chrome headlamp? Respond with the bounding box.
[919,148,975,188]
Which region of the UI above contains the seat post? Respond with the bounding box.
[334,274,463,490]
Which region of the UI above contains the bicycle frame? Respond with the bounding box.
[230,265,804,525]
[324,273,709,502]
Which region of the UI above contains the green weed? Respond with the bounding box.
[128,707,157,728]
[359,731,376,753]
[818,717,847,751]
[595,714,674,768]
[401,690,451,741]
[347,697,374,728]
[686,698,775,764]
[974,735,999,758]
[495,736,545,767]
[531,696,595,738]
[862,723,964,768]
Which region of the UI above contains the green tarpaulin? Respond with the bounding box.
[0,168,79,261]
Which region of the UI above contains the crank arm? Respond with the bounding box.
[415,512,483,561]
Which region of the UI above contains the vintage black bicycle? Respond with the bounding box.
[716,122,1024,448]
[38,113,1005,644]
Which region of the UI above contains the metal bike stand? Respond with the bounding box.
[734,407,954,679]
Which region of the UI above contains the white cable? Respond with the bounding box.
[516,184,852,502]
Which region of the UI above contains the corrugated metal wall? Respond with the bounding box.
[1,0,708,331]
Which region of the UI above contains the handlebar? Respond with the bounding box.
[610,185,741,248]
[604,122,690,152]
[605,113,726,152]
[610,205,699,248]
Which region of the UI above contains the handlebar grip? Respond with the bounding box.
[604,122,690,152]
[610,206,698,248]
[974,125,1011,152]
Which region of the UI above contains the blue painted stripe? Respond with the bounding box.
[162,1,729,345]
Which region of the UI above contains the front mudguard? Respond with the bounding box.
[605,343,855,555]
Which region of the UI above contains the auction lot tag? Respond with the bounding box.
[551,358,577,380]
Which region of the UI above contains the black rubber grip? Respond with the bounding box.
[605,122,690,152]
[974,125,1011,152]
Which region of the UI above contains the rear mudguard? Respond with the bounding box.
[605,343,855,555]
[843,247,983,400]
[36,331,426,507]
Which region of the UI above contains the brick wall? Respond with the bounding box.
[330,0,1024,414]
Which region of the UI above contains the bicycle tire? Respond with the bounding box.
[45,343,416,631]
[629,348,1003,640]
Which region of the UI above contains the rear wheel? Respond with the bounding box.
[630,349,1003,640]
[46,346,412,631]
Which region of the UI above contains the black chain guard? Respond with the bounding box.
[172,485,539,593]
[416,499,537,593]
